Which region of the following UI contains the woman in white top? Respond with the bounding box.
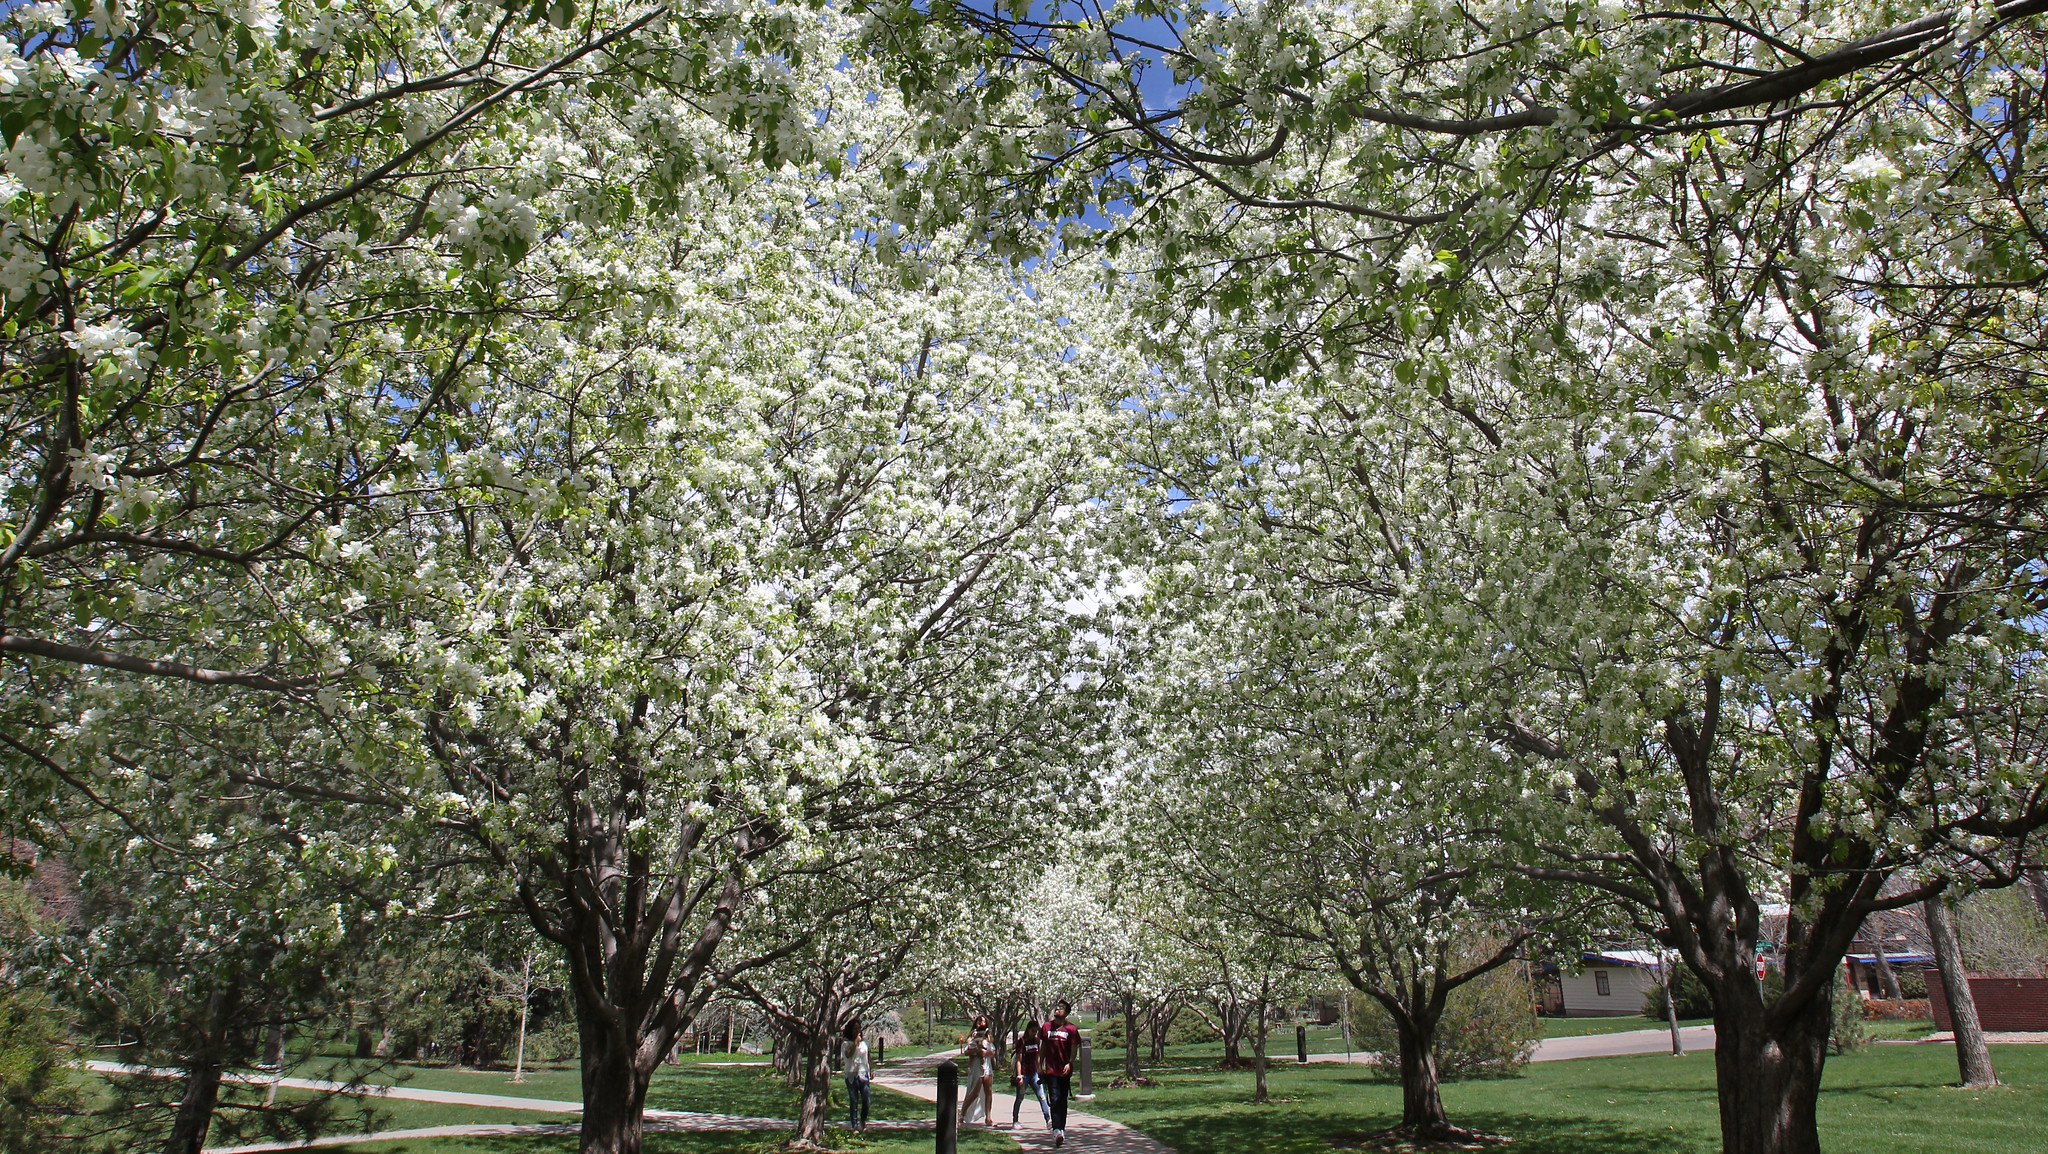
[961,1015,996,1125]
[842,1020,872,1132]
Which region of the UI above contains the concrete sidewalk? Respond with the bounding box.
[90,1060,935,1153]
[876,1056,1175,1153]
[1301,1024,1718,1065]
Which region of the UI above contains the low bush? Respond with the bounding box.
[1897,969,1929,1000]
[1861,998,1931,1021]
[1830,976,1869,1054]
[1641,965,1715,1021]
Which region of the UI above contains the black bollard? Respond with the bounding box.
[936,1059,959,1154]
[1296,1024,1308,1064]
[877,1034,886,1065]
[1077,1035,1094,1098]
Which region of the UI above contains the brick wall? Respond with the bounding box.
[1927,977,2048,1032]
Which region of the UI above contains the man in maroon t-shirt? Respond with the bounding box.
[1038,1000,1083,1147]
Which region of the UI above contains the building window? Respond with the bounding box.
[1594,971,1611,996]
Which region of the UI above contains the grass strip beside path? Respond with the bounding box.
[1079,1043,2048,1154]
[314,1127,1021,1154]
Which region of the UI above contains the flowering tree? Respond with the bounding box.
[1127,599,1578,1133]
[891,6,2048,1152]
[0,0,817,690]
[15,681,414,1154]
[719,856,965,1146]
[339,93,1126,1147]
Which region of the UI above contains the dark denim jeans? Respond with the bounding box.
[1043,1073,1071,1131]
[845,1074,871,1129]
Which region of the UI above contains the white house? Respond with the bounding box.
[1557,950,1664,1017]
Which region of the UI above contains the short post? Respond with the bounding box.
[1296,1023,1309,1065]
[876,1034,886,1065]
[1076,1035,1094,1099]
[936,1059,958,1154]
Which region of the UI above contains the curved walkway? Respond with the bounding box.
[88,1060,932,1153]
[875,1051,1175,1154]
[1302,1024,1719,1065]
[204,1116,936,1153]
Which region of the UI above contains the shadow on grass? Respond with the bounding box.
[1122,1110,1710,1154]
[331,1129,1014,1154]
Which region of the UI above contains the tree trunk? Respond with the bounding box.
[513,961,532,1083]
[1393,1019,1449,1136]
[576,998,659,1154]
[2022,866,2048,924]
[1707,982,1832,1154]
[1250,995,1269,1104]
[1148,1002,1176,1063]
[161,1062,224,1154]
[1870,946,1903,1001]
[1219,997,1245,1065]
[1120,990,1141,1082]
[1925,893,1997,1088]
[578,1038,654,1154]
[791,1027,837,1146]
[1660,955,1685,1056]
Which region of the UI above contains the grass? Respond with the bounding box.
[1539,1017,1711,1039]
[1864,1018,1938,1043]
[318,1127,1020,1154]
[1076,1041,2048,1154]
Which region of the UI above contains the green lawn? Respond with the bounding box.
[1864,1019,1938,1043]
[1539,1017,1711,1039]
[1079,1043,2048,1154]
[319,1127,1018,1154]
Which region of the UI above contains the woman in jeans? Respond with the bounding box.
[1010,1019,1051,1130]
[842,1020,872,1133]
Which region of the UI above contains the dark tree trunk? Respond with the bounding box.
[161,1062,224,1154]
[1147,1001,1178,1063]
[1217,997,1246,1065]
[1706,980,1832,1154]
[791,1026,837,1146]
[577,1021,655,1154]
[1925,893,1997,1088]
[572,976,671,1154]
[1393,1019,1449,1136]
[1120,991,1141,1082]
[1250,994,1270,1104]
[263,1021,286,1068]
[162,983,239,1154]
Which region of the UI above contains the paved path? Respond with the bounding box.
[91,1060,933,1152]
[1300,1025,1717,1066]
[1532,1025,1715,1060]
[876,1052,1175,1153]
[87,1061,588,1114]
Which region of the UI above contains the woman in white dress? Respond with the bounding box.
[961,1015,996,1125]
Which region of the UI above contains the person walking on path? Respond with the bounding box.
[842,1021,872,1133]
[1011,1019,1051,1131]
[1040,1001,1083,1148]
[961,1016,997,1126]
